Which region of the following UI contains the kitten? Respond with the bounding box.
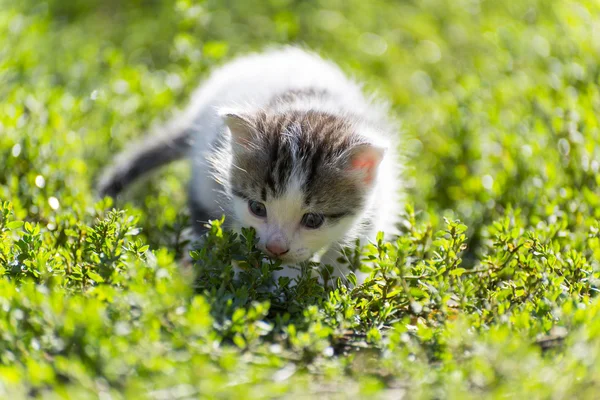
[98,47,402,283]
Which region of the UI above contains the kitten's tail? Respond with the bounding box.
[96,120,194,198]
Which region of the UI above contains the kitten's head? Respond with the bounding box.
[221,109,386,263]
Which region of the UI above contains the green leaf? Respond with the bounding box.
[450,268,466,277]
[87,271,105,283]
[6,221,24,230]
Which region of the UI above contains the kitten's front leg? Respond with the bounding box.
[317,246,368,287]
[272,255,323,287]
[272,263,303,282]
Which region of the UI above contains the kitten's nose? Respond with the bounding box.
[266,241,290,257]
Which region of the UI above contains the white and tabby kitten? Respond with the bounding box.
[98,47,402,282]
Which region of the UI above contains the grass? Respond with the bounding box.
[1,0,600,398]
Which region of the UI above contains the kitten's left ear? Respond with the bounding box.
[346,143,386,186]
[219,109,255,148]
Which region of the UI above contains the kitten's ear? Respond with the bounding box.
[346,144,386,186]
[220,110,254,148]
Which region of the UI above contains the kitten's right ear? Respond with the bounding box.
[345,143,386,186]
[220,110,254,148]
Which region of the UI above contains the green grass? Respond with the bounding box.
[1,0,600,398]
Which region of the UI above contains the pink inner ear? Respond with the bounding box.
[222,112,254,148]
[349,145,385,185]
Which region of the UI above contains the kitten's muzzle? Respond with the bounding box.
[265,242,290,258]
[265,234,290,258]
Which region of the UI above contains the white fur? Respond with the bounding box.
[185,47,402,284]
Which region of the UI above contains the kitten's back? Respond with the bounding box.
[186,47,372,145]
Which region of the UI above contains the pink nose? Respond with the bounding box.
[266,242,289,257]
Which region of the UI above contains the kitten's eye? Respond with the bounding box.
[248,200,267,217]
[301,213,324,229]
